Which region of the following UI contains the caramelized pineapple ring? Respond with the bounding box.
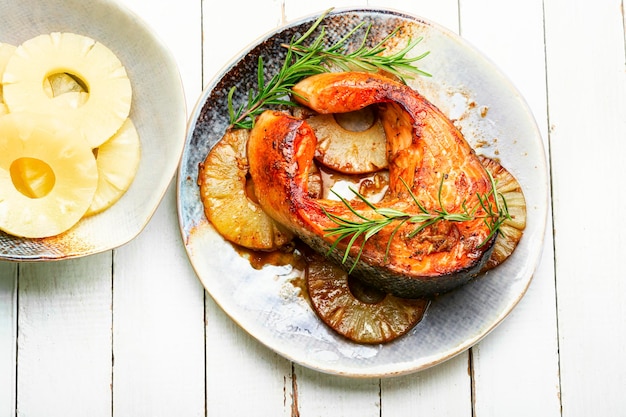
[0,113,98,238]
[478,156,527,271]
[306,252,429,344]
[306,106,388,174]
[2,32,132,148]
[198,129,294,251]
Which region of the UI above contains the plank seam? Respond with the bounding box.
[14,265,20,417]
[110,250,115,417]
[540,0,564,414]
[469,348,476,417]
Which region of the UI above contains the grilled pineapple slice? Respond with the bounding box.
[0,113,98,238]
[479,155,527,271]
[85,118,140,216]
[306,252,429,344]
[198,129,294,251]
[306,106,388,174]
[2,32,132,148]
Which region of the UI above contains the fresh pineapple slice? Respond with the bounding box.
[3,45,88,112]
[0,43,16,106]
[51,91,89,109]
[198,129,294,251]
[306,252,429,344]
[85,118,141,216]
[2,32,132,148]
[478,155,527,271]
[0,113,98,238]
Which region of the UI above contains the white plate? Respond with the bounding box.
[0,0,186,261]
[178,7,548,377]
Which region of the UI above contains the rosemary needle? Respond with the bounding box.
[228,9,430,129]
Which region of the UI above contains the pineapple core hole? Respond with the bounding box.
[348,275,386,305]
[10,157,56,199]
[43,72,89,105]
[334,106,376,132]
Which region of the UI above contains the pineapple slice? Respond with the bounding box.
[0,113,98,238]
[2,32,132,148]
[41,72,138,215]
[306,106,388,174]
[478,155,527,271]
[306,252,429,344]
[85,118,141,216]
[51,91,89,109]
[0,43,16,106]
[198,129,294,251]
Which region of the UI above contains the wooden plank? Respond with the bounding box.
[205,302,293,416]
[372,4,475,415]
[368,0,460,30]
[283,0,364,20]
[112,187,206,417]
[0,262,17,417]
[545,0,626,415]
[16,255,113,417]
[293,365,381,417]
[275,3,385,415]
[200,1,293,416]
[471,250,561,417]
[382,354,471,417]
[459,1,562,416]
[201,0,284,88]
[123,0,202,111]
[110,1,205,416]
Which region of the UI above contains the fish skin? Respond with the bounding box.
[248,72,496,298]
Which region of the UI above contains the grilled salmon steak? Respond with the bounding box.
[247,72,498,298]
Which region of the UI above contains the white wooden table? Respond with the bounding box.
[1,0,625,415]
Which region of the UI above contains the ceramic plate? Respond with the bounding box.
[178,8,548,377]
[0,0,186,261]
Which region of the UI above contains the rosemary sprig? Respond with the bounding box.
[286,25,431,82]
[228,9,430,129]
[323,174,511,273]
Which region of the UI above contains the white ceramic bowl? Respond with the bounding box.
[0,0,186,260]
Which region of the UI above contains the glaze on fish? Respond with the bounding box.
[248,72,497,298]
